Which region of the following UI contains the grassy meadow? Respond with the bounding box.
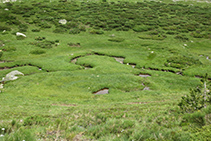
[0,0,211,140]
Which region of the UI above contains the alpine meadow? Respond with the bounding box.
[0,0,211,140]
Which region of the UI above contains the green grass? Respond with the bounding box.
[0,0,211,140]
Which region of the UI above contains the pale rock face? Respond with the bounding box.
[1,70,24,82]
[16,32,26,37]
[59,19,67,25]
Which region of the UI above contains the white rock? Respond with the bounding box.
[59,19,67,25]
[16,32,26,37]
[0,84,3,89]
[151,51,154,53]
[1,70,24,82]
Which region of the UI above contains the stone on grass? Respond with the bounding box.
[1,70,24,82]
[59,19,67,25]
[16,32,26,37]
[93,88,109,95]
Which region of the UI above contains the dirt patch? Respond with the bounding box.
[84,66,92,69]
[0,67,11,70]
[71,56,81,64]
[51,103,77,107]
[67,43,80,47]
[93,88,109,95]
[139,73,151,78]
[114,57,124,64]
[195,75,211,80]
[176,72,183,75]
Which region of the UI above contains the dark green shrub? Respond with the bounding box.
[138,34,166,40]
[16,36,25,40]
[69,28,80,34]
[2,46,16,52]
[174,34,189,41]
[38,22,52,28]
[66,22,78,28]
[191,32,204,38]
[6,19,21,25]
[67,42,80,47]
[31,29,40,32]
[108,38,125,42]
[55,40,59,43]
[53,28,67,33]
[31,40,55,49]
[0,51,3,59]
[166,55,202,69]
[30,49,46,55]
[79,25,86,32]
[35,36,45,41]
[89,29,104,34]
[178,74,211,114]
[18,24,28,32]
[133,25,153,32]
[166,31,178,35]
[0,25,11,32]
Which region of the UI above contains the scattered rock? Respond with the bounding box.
[114,57,124,64]
[16,32,26,37]
[59,19,67,25]
[93,88,109,95]
[139,74,151,77]
[1,70,24,83]
[71,58,77,64]
[143,87,150,90]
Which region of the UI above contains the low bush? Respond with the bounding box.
[67,42,80,47]
[138,34,166,40]
[2,46,16,52]
[108,38,125,42]
[38,22,52,28]
[133,25,153,32]
[30,40,55,49]
[89,29,104,34]
[53,28,67,33]
[166,55,202,69]
[191,32,204,38]
[174,34,189,41]
[178,74,211,113]
[0,51,3,59]
[16,36,25,40]
[30,49,46,55]
[69,28,81,34]
[18,24,28,32]
[31,29,40,32]
[0,25,11,32]
[35,36,45,41]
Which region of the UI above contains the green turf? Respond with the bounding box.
[0,0,211,140]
